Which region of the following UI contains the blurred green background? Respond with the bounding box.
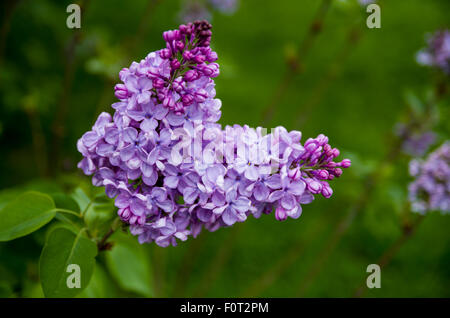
[0,0,449,298]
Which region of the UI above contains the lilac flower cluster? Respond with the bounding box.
[77,22,351,247]
[416,29,450,74]
[409,142,450,214]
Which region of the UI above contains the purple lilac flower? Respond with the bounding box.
[179,1,212,23]
[416,29,450,74]
[358,0,376,6]
[395,123,436,157]
[179,0,239,23]
[209,0,239,14]
[408,142,450,214]
[77,22,351,247]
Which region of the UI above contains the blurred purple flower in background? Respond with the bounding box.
[416,29,450,74]
[409,142,450,214]
[394,123,436,157]
[358,0,376,5]
[179,0,239,23]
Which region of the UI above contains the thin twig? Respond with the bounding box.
[295,141,402,297]
[294,26,362,128]
[353,214,426,297]
[0,0,21,65]
[261,0,333,126]
[93,0,162,120]
[240,220,327,297]
[25,108,49,177]
[50,0,91,173]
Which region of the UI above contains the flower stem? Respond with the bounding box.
[97,217,122,251]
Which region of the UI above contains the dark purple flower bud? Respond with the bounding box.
[163,94,175,108]
[194,55,206,64]
[175,40,185,52]
[114,83,129,99]
[326,161,337,168]
[333,168,343,177]
[183,50,194,61]
[306,179,323,194]
[316,169,329,180]
[316,134,328,146]
[152,78,165,89]
[331,148,340,158]
[172,77,184,92]
[184,70,198,82]
[321,182,333,198]
[163,30,177,42]
[195,89,208,103]
[305,141,318,153]
[206,51,218,62]
[179,24,188,34]
[181,93,194,106]
[340,159,351,168]
[198,64,214,76]
[160,48,172,59]
[171,59,181,70]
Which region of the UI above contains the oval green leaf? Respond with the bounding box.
[105,232,153,297]
[0,191,56,241]
[39,228,97,298]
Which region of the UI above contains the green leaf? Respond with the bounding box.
[0,282,13,298]
[0,188,21,210]
[77,264,119,298]
[71,187,91,213]
[0,191,56,241]
[39,228,97,298]
[105,232,153,297]
[51,193,80,212]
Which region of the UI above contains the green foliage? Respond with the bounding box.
[0,192,56,241]
[39,228,97,298]
[105,232,154,297]
[77,264,119,298]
